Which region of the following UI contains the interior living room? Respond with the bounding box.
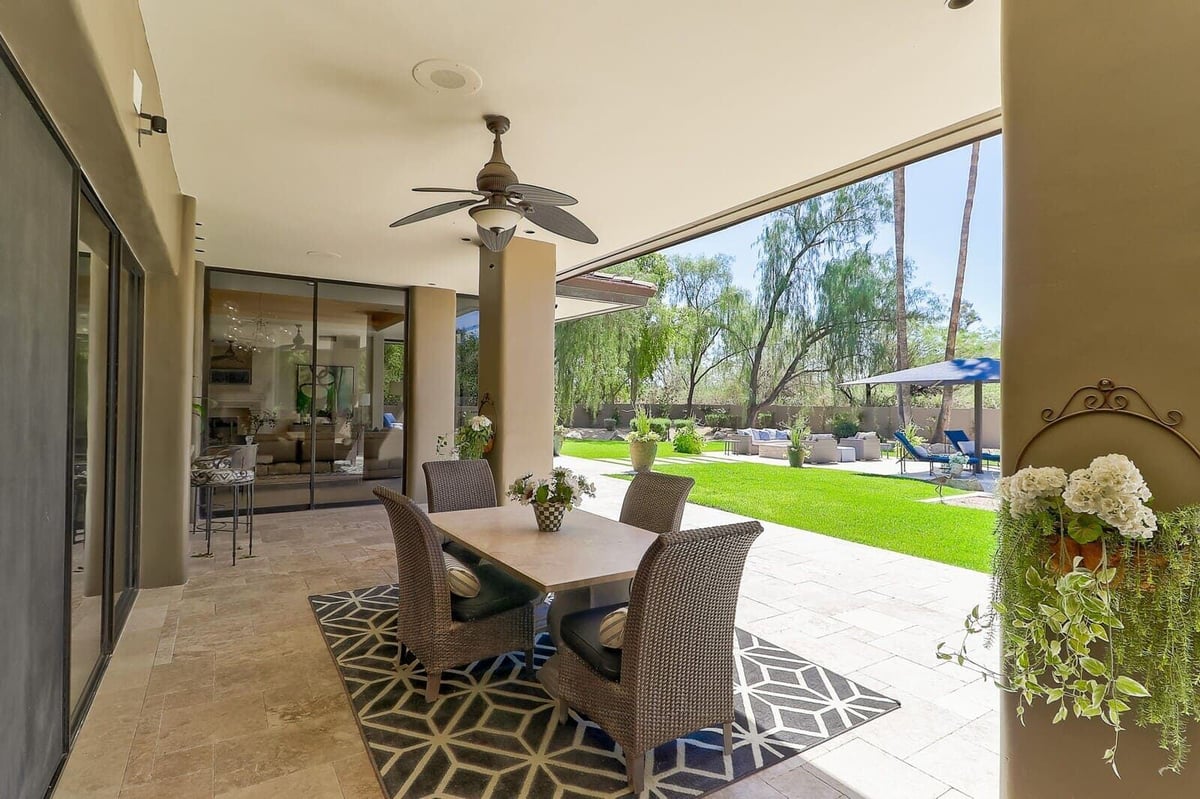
[2,2,1198,799]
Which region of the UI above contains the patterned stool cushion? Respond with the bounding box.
[191,468,255,486]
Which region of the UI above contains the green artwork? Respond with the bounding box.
[296,365,354,418]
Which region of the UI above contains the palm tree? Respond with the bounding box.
[933,140,981,441]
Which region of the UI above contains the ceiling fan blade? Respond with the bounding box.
[524,203,598,244]
[389,198,481,228]
[477,224,516,252]
[413,187,486,195]
[506,183,578,206]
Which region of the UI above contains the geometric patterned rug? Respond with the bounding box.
[310,584,899,799]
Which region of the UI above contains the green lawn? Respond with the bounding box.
[621,462,996,572]
[560,438,725,461]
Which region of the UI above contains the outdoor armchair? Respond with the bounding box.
[555,519,764,795]
[373,486,538,702]
[806,435,839,464]
[839,432,881,461]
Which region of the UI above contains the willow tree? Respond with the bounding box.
[554,253,673,417]
[666,254,742,416]
[728,180,894,422]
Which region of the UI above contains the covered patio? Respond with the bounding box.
[54,460,996,799]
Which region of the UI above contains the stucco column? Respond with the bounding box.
[138,195,196,588]
[478,237,556,501]
[406,286,457,503]
[1002,2,1200,795]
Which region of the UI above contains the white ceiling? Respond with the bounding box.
[140,0,1000,295]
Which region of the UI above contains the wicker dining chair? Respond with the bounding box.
[423,459,498,512]
[373,486,537,702]
[554,519,764,795]
[422,459,499,563]
[547,472,695,646]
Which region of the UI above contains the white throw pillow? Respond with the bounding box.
[959,441,975,455]
[443,551,480,598]
[599,607,628,649]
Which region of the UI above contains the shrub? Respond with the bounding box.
[756,411,775,428]
[672,421,705,454]
[649,419,670,438]
[831,412,860,439]
[703,410,729,428]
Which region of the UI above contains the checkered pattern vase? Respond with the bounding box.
[532,501,566,532]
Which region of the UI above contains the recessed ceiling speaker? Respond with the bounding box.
[412,60,483,95]
[945,0,975,8]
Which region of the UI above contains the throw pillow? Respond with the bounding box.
[599,607,628,649]
[914,445,930,458]
[959,441,975,455]
[754,429,771,441]
[773,429,789,440]
[736,428,753,438]
[443,551,481,598]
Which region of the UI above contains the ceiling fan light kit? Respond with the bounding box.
[389,115,597,252]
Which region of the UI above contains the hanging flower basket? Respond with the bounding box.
[940,454,1200,776]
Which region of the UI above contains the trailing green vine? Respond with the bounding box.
[940,456,1200,776]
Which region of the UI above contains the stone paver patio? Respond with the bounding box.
[54,456,1001,799]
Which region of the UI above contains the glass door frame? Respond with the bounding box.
[201,267,410,511]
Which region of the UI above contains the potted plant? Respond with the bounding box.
[507,467,596,532]
[940,454,1200,775]
[436,414,494,459]
[553,422,568,456]
[603,411,619,432]
[947,451,970,477]
[787,414,810,468]
[627,406,661,472]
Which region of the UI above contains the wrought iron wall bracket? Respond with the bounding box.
[1016,378,1200,467]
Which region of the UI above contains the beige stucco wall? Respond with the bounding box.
[478,238,557,499]
[1002,1,1200,794]
[406,287,457,504]
[1,0,195,586]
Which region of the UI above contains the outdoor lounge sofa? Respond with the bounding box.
[731,428,789,455]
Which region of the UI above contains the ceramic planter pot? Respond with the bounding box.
[553,434,564,456]
[787,447,804,468]
[532,501,566,532]
[629,439,657,472]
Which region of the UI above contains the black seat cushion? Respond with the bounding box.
[560,603,626,683]
[442,540,481,565]
[450,562,540,622]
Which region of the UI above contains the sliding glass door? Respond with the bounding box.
[203,270,407,510]
[69,193,143,723]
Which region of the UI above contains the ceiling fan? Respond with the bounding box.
[389,115,598,252]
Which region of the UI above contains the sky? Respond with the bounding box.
[664,136,1004,329]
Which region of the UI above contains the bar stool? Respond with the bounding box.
[190,450,256,565]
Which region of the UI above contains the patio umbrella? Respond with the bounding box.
[840,357,1000,474]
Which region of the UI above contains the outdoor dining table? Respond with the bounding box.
[427,504,658,593]
[427,504,658,694]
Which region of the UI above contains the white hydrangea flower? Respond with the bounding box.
[468,415,492,432]
[1062,454,1156,540]
[996,466,1068,516]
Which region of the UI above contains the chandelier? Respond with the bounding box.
[223,294,291,353]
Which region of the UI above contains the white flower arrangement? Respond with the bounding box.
[507,467,596,509]
[996,455,1155,540]
[996,465,1069,516]
[1062,454,1157,540]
